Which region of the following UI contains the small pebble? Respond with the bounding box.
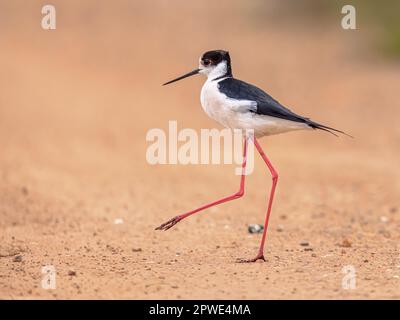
[68,270,77,276]
[380,216,389,223]
[21,187,29,196]
[340,239,352,248]
[132,248,142,252]
[13,255,23,262]
[114,218,124,225]
[300,241,309,247]
[248,224,263,234]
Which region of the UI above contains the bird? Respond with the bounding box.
[156,49,348,263]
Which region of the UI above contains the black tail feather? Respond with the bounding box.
[307,121,353,138]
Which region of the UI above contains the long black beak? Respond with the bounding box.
[163,69,200,86]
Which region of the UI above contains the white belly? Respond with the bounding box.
[200,79,310,137]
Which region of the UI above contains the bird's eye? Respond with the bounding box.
[203,59,210,66]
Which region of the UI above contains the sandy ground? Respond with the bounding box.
[1,0,400,299]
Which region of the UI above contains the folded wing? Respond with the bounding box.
[217,78,347,136]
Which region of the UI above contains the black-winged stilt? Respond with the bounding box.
[156,50,348,263]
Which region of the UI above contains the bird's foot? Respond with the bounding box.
[236,253,266,263]
[155,215,182,231]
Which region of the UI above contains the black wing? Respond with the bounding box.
[217,78,347,136]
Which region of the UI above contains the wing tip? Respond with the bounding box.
[308,122,353,138]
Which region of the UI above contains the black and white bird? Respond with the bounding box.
[156,50,348,263]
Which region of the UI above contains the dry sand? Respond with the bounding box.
[0,1,400,299]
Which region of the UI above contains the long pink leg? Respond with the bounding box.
[155,137,249,231]
[238,137,278,263]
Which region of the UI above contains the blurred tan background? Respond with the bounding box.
[0,0,399,299]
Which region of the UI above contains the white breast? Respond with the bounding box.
[200,79,238,129]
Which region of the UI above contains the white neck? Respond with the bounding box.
[202,61,229,81]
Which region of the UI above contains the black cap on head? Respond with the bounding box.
[201,50,232,76]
